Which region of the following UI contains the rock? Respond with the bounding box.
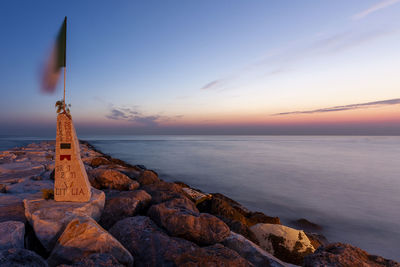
[305,232,329,250]
[197,193,279,244]
[0,193,29,223]
[0,185,6,193]
[141,181,187,204]
[0,221,25,250]
[47,216,133,267]
[291,218,322,232]
[304,242,400,267]
[250,223,315,265]
[89,157,111,168]
[0,248,48,267]
[148,197,230,245]
[136,170,159,185]
[99,190,151,229]
[88,169,139,191]
[222,232,289,267]
[58,253,124,267]
[24,188,105,251]
[181,187,211,204]
[109,216,249,267]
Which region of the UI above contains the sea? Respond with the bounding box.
[1,135,399,261]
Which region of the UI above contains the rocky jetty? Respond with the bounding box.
[0,141,399,266]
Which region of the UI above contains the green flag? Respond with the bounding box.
[42,17,67,93]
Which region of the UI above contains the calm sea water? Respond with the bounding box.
[1,135,399,261]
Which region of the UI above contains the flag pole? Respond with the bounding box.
[63,16,67,112]
[63,65,66,112]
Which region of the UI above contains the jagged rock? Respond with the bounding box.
[250,223,315,265]
[0,193,31,223]
[291,218,322,231]
[148,197,230,245]
[57,253,124,267]
[99,190,151,229]
[304,242,400,267]
[88,169,139,191]
[0,221,25,250]
[47,216,133,267]
[109,216,249,267]
[0,185,6,193]
[305,232,329,250]
[222,232,289,267]
[89,157,111,168]
[197,193,279,244]
[24,188,105,251]
[141,181,187,204]
[136,170,159,185]
[5,179,53,194]
[0,248,48,267]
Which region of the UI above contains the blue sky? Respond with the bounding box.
[0,0,400,135]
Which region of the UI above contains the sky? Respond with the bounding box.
[0,0,399,136]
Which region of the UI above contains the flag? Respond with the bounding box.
[41,17,67,93]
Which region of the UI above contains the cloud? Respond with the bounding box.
[352,0,400,20]
[201,27,398,91]
[106,106,182,127]
[273,98,400,116]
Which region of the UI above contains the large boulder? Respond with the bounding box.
[99,190,151,229]
[197,193,280,244]
[89,157,111,168]
[109,216,250,267]
[304,243,400,267]
[0,248,48,267]
[222,232,289,267]
[88,169,139,191]
[148,197,230,245]
[47,216,133,267]
[250,223,315,265]
[0,221,25,250]
[141,181,187,204]
[136,170,160,185]
[58,253,124,267]
[24,188,105,252]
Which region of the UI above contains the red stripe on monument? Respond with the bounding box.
[60,155,71,161]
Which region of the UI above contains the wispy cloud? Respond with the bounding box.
[201,27,398,90]
[106,106,182,127]
[273,98,400,116]
[352,0,400,20]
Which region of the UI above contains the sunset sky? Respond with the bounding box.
[0,0,399,135]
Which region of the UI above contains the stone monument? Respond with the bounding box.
[54,113,91,202]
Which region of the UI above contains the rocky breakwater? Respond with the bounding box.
[0,141,399,267]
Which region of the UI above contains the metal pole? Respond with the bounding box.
[63,66,66,112]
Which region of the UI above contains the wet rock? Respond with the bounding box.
[304,242,400,267]
[58,253,124,267]
[250,223,315,265]
[148,197,230,245]
[24,188,105,251]
[99,190,151,229]
[136,170,160,185]
[141,181,187,204]
[222,232,289,267]
[291,218,322,232]
[109,216,249,267]
[0,248,48,267]
[305,232,329,250]
[89,157,111,168]
[47,216,133,267]
[0,184,6,193]
[0,221,25,250]
[88,169,139,191]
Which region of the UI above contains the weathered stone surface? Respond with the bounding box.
[24,188,105,251]
[305,232,329,250]
[109,216,249,267]
[148,197,230,245]
[197,193,280,244]
[0,221,25,250]
[89,157,111,168]
[0,248,48,267]
[304,243,400,267]
[291,218,322,232]
[250,223,315,265]
[222,232,289,267]
[99,190,151,229]
[55,114,91,202]
[141,181,187,204]
[136,170,159,185]
[58,253,124,267]
[47,216,133,267]
[88,169,139,191]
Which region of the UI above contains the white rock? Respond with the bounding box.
[24,187,105,251]
[0,221,25,249]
